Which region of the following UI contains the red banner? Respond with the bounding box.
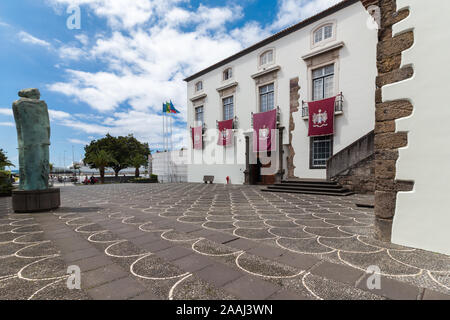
[217,119,234,146]
[191,126,203,150]
[308,96,336,137]
[253,109,277,152]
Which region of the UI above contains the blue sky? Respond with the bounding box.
[0,0,340,168]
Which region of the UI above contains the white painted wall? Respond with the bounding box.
[387,0,450,255]
[186,2,377,184]
[152,149,188,183]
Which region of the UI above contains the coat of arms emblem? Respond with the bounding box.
[194,134,201,142]
[312,109,328,128]
[221,129,230,139]
[259,126,270,140]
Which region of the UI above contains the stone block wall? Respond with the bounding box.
[372,0,415,240]
[287,78,300,179]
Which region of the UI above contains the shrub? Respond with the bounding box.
[0,170,13,196]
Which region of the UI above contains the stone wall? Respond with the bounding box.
[287,78,300,179]
[332,155,374,194]
[372,0,414,240]
[327,131,375,194]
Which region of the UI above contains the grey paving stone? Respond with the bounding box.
[311,261,364,285]
[267,290,312,300]
[226,238,259,250]
[172,254,215,272]
[63,247,103,263]
[76,255,114,272]
[206,233,239,244]
[87,277,147,300]
[140,240,175,253]
[82,264,129,289]
[247,245,285,260]
[276,252,320,270]
[154,246,192,262]
[53,237,93,252]
[356,274,421,300]
[223,275,280,300]
[120,230,147,240]
[130,291,161,300]
[195,263,244,287]
[422,289,450,300]
[130,233,161,246]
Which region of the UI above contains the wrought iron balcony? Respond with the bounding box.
[302,92,344,118]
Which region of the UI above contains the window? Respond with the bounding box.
[223,96,234,120]
[223,68,233,81]
[195,81,203,92]
[311,136,332,168]
[195,106,204,124]
[259,83,275,112]
[260,50,274,66]
[312,64,334,101]
[313,24,333,45]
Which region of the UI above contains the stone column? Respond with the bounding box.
[372,0,414,240]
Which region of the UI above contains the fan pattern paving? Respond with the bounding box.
[0,183,449,300]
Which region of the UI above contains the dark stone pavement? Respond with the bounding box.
[0,183,449,300]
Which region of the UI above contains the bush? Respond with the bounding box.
[130,176,158,184]
[0,170,13,196]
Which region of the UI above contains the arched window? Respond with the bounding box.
[223,68,233,81]
[195,81,203,92]
[259,50,274,66]
[313,24,334,45]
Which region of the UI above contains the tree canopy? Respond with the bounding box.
[0,149,14,170]
[84,134,150,177]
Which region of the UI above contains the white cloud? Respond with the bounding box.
[271,0,341,30]
[68,138,89,145]
[18,31,51,47]
[0,122,14,127]
[49,109,71,120]
[0,108,13,116]
[45,0,342,150]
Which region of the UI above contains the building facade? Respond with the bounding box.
[185,0,377,185]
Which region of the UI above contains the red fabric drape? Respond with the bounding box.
[217,119,234,146]
[308,96,336,137]
[253,109,277,152]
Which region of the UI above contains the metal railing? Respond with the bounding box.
[302,92,344,118]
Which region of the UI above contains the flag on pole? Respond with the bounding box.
[162,101,180,114]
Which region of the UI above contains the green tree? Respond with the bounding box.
[129,154,147,178]
[84,134,150,177]
[84,149,117,184]
[0,149,14,170]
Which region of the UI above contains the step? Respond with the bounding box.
[274,183,343,189]
[267,185,350,193]
[281,180,337,186]
[262,188,354,196]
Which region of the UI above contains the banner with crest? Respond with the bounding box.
[217,119,234,146]
[308,96,336,137]
[191,126,203,150]
[253,109,277,152]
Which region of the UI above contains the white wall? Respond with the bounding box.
[152,149,188,183]
[387,0,450,255]
[187,2,377,184]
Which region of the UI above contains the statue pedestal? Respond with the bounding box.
[12,188,60,213]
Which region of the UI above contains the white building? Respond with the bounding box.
[151,149,188,183]
[185,0,377,185]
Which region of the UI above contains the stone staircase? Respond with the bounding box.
[261,179,354,196]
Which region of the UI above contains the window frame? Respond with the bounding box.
[222,96,234,121]
[195,81,203,93]
[194,105,204,125]
[312,64,335,101]
[259,50,274,67]
[259,83,275,113]
[311,21,336,48]
[310,135,333,169]
[223,67,233,81]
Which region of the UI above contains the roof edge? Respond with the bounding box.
[184,0,359,82]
